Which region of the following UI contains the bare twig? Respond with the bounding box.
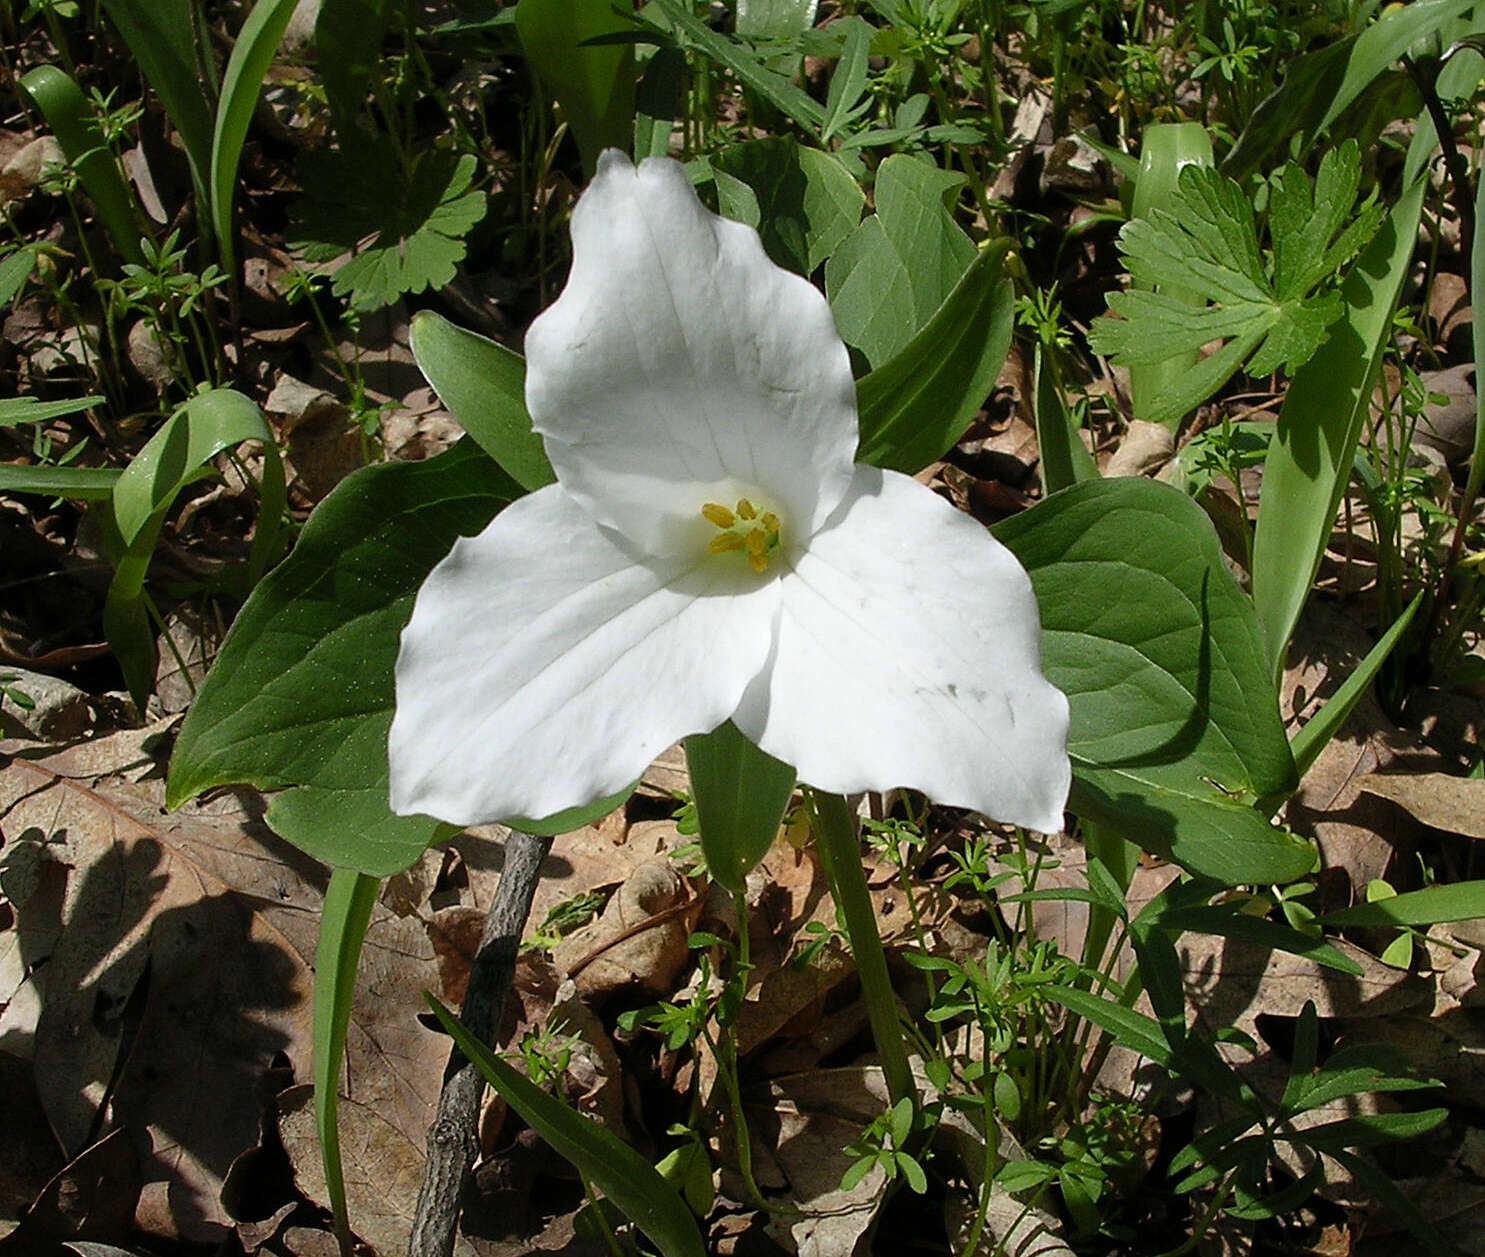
[407,828,553,1257]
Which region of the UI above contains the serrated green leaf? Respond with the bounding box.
[291,139,486,312]
[167,439,521,874]
[1089,144,1381,426]
[995,478,1313,885]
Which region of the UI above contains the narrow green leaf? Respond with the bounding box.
[855,242,1013,474]
[1331,1151,1455,1257]
[167,439,521,874]
[634,44,685,161]
[408,311,554,491]
[516,0,636,175]
[645,0,824,135]
[0,394,105,428]
[100,0,215,213]
[0,463,120,500]
[1154,904,1362,975]
[1319,881,1485,928]
[0,247,38,307]
[312,868,379,1250]
[820,15,871,144]
[1031,343,1099,495]
[211,0,303,281]
[684,721,796,893]
[736,0,817,41]
[427,997,707,1257]
[1288,592,1423,781]
[19,66,148,266]
[1043,985,1171,1066]
[1251,174,1426,678]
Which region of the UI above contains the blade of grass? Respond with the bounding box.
[312,868,379,1257]
[211,0,302,281]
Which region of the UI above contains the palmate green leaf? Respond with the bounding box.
[994,478,1313,885]
[1089,143,1383,427]
[291,138,486,312]
[166,440,519,874]
[825,154,977,368]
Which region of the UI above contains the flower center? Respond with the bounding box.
[701,498,783,573]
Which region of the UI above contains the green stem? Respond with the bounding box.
[807,789,914,1111]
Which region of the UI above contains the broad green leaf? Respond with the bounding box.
[99,0,215,217]
[1128,121,1213,428]
[0,463,120,500]
[166,439,520,873]
[1251,173,1426,676]
[1089,143,1383,427]
[855,242,1013,474]
[645,0,824,135]
[292,139,487,312]
[994,478,1313,885]
[211,0,303,280]
[826,154,977,367]
[314,0,394,133]
[267,786,457,875]
[427,997,707,1257]
[516,0,635,174]
[1223,0,1476,179]
[684,720,796,893]
[736,0,817,40]
[710,137,864,275]
[408,311,554,492]
[19,66,148,266]
[312,868,379,1249]
[634,45,685,161]
[0,394,104,428]
[1319,881,1485,928]
[106,388,285,708]
[0,247,38,307]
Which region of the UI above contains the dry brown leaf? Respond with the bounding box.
[0,1128,140,1251]
[1357,771,1485,839]
[0,1049,64,1227]
[0,754,314,1242]
[277,1084,475,1257]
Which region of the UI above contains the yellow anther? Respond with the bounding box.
[745,530,767,560]
[709,532,745,553]
[702,502,735,529]
[747,549,769,573]
[761,512,780,533]
[736,498,757,521]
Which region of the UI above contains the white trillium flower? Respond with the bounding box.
[389,151,1071,833]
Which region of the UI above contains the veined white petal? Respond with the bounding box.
[524,150,859,556]
[734,466,1070,833]
[390,486,777,825]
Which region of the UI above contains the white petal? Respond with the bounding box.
[735,467,1070,832]
[389,485,776,825]
[525,151,859,556]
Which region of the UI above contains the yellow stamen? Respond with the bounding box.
[747,549,769,573]
[702,502,735,529]
[745,530,766,560]
[709,532,745,553]
[761,512,780,533]
[736,498,757,521]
